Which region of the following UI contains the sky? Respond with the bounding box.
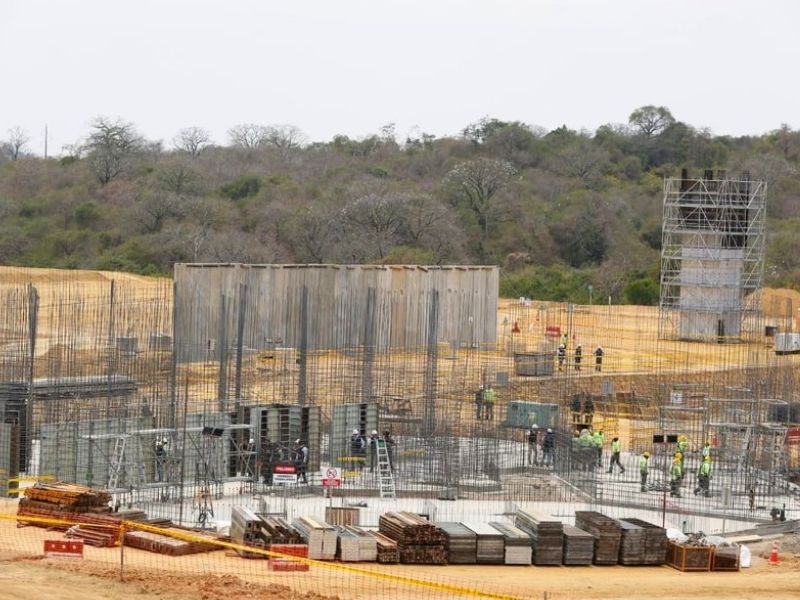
[1,0,798,156]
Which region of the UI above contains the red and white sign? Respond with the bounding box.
[321,466,342,488]
[44,540,84,558]
[273,464,297,475]
[787,427,800,445]
[545,326,561,338]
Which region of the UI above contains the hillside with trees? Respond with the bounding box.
[1,106,799,302]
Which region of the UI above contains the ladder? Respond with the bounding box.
[107,436,127,490]
[376,439,396,499]
[107,434,146,490]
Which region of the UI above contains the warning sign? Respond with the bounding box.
[320,466,342,488]
[545,326,561,338]
[44,540,84,558]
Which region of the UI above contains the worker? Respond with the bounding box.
[350,429,366,470]
[701,441,711,460]
[383,430,396,469]
[474,385,484,420]
[608,436,625,474]
[527,424,540,465]
[542,428,555,466]
[639,452,650,492]
[574,344,582,371]
[578,429,594,472]
[594,346,604,372]
[511,321,521,334]
[561,333,568,348]
[670,457,683,498]
[694,456,712,497]
[592,429,604,468]
[557,344,566,371]
[155,438,168,482]
[570,394,582,425]
[294,439,309,484]
[368,430,380,472]
[583,396,594,426]
[570,431,581,469]
[677,435,689,475]
[749,486,756,511]
[482,384,496,421]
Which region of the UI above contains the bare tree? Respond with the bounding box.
[173,126,211,157]
[286,205,338,263]
[341,187,410,260]
[445,158,516,239]
[227,124,269,149]
[262,125,307,150]
[547,138,610,185]
[84,117,142,185]
[5,127,30,160]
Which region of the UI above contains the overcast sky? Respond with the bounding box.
[2,0,797,155]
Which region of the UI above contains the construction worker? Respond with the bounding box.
[350,429,366,470]
[155,438,168,482]
[475,385,484,420]
[578,429,594,471]
[561,332,568,348]
[482,384,496,421]
[368,430,380,472]
[701,441,711,460]
[670,456,683,498]
[594,346,604,372]
[570,394,582,425]
[694,456,712,497]
[639,452,650,492]
[583,396,595,426]
[527,424,540,465]
[542,428,555,466]
[592,429,604,468]
[574,344,582,371]
[557,344,566,371]
[294,439,309,484]
[608,436,625,474]
[677,435,689,475]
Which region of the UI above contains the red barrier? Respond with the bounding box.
[44,539,84,558]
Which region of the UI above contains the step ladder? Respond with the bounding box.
[376,439,395,499]
[107,434,147,490]
[107,436,127,490]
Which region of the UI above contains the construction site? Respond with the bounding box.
[1,171,799,600]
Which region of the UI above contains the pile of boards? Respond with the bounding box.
[124,528,218,556]
[436,522,478,564]
[379,512,447,565]
[562,525,594,565]
[367,531,399,563]
[619,518,667,565]
[336,525,377,562]
[515,510,563,565]
[489,521,532,565]
[461,522,504,564]
[293,516,338,560]
[575,511,621,565]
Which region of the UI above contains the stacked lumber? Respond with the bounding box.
[436,522,478,564]
[616,519,646,565]
[326,507,360,526]
[562,525,594,565]
[489,522,532,565]
[66,525,115,547]
[379,512,447,565]
[461,522,504,565]
[259,516,303,546]
[620,518,666,565]
[292,516,338,560]
[575,512,621,565]
[231,506,266,558]
[336,525,378,562]
[124,529,217,556]
[367,530,399,563]
[25,482,111,510]
[515,510,563,566]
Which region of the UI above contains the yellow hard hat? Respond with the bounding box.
[674,452,683,460]
[643,452,650,458]
[679,435,687,442]
[704,456,711,462]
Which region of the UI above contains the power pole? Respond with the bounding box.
[44,124,48,159]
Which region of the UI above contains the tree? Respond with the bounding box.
[546,138,610,185]
[227,124,269,149]
[262,125,307,150]
[628,105,675,137]
[4,127,30,161]
[173,127,211,157]
[340,188,409,260]
[623,278,659,305]
[84,117,142,185]
[445,158,517,239]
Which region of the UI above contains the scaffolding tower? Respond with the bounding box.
[659,170,767,342]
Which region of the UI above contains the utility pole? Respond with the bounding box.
[44,124,48,159]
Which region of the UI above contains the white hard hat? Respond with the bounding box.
[547,428,553,433]
[295,438,301,444]
[532,423,539,429]
[371,430,378,436]
[352,429,359,435]
[162,438,169,444]
[249,438,254,444]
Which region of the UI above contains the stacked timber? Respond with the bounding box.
[436,522,478,564]
[620,518,666,565]
[336,525,378,562]
[123,528,218,556]
[259,516,303,546]
[326,507,360,526]
[66,525,115,547]
[515,510,563,566]
[616,519,646,565]
[367,530,399,563]
[575,512,621,565]
[489,521,533,565]
[25,482,112,509]
[231,506,266,558]
[562,525,594,565]
[379,512,447,565]
[292,516,338,560]
[461,522,504,565]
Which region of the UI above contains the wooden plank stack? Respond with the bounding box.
[562,525,595,565]
[379,512,447,565]
[617,519,646,565]
[619,518,667,565]
[489,522,532,565]
[326,507,360,526]
[124,529,217,556]
[575,511,621,565]
[66,525,116,547]
[336,525,378,562]
[24,482,112,510]
[515,510,563,566]
[292,516,338,560]
[436,522,478,564]
[367,530,399,563]
[461,522,504,565]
